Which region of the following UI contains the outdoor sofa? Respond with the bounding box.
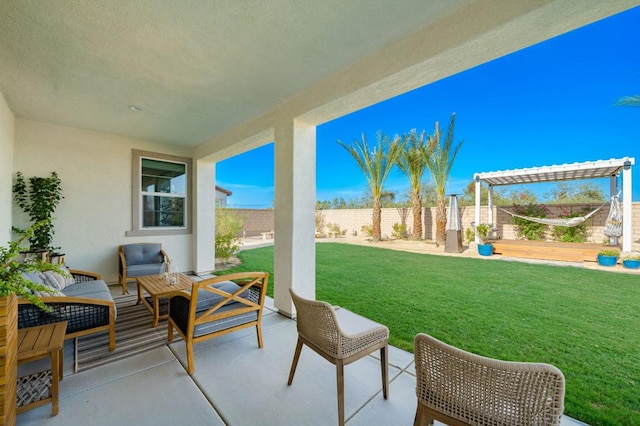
[18,269,116,352]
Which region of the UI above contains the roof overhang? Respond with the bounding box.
[474,157,635,187]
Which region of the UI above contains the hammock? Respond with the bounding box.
[604,195,623,237]
[497,203,607,227]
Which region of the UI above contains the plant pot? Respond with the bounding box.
[622,259,640,269]
[597,254,618,267]
[0,294,18,425]
[477,243,494,257]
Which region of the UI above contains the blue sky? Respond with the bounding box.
[217,7,639,208]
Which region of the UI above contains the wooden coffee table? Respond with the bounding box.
[136,273,195,327]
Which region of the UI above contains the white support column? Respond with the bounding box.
[194,159,216,275]
[622,161,633,252]
[274,119,316,317]
[487,185,494,227]
[474,176,481,243]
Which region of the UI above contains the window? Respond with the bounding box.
[127,150,192,236]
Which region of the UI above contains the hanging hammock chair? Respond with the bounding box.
[604,195,623,237]
[497,202,608,228]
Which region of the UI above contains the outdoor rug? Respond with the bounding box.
[75,293,180,372]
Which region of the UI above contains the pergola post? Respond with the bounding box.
[474,175,481,244]
[622,160,633,252]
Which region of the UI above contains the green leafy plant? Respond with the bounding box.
[391,223,408,239]
[215,208,245,263]
[315,211,326,234]
[475,223,491,243]
[511,203,550,240]
[13,171,63,251]
[598,249,619,257]
[465,227,475,243]
[622,253,640,261]
[1,221,67,310]
[551,209,589,242]
[361,224,373,237]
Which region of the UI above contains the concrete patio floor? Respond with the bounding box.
[16,279,587,425]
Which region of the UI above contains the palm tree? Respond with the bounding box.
[423,113,463,246]
[397,129,433,240]
[615,95,640,107]
[338,132,406,241]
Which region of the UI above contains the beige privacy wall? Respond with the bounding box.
[239,204,640,250]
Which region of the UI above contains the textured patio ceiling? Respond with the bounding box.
[474,157,635,186]
[0,1,637,149]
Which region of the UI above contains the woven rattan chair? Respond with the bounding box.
[287,289,389,426]
[413,333,565,426]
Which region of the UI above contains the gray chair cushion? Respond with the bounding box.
[193,308,258,338]
[195,280,246,312]
[126,263,164,278]
[123,244,163,266]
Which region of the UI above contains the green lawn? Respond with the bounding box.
[222,243,639,426]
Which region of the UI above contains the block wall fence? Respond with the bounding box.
[233,203,640,251]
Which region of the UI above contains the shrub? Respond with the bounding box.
[391,223,408,239]
[361,224,373,237]
[512,203,550,240]
[551,209,589,242]
[464,227,475,243]
[215,208,245,262]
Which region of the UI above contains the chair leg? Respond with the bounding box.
[380,344,388,399]
[186,340,195,375]
[337,360,345,426]
[256,324,263,348]
[167,322,174,342]
[287,339,303,386]
[413,404,433,426]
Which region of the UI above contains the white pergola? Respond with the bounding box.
[473,157,635,251]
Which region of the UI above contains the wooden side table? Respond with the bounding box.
[16,321,67,416]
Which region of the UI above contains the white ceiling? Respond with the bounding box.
[0,0,470,147]
[1,1,636,150]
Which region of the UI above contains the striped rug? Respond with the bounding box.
[75,294,180,372]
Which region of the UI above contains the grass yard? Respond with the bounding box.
[222,243,639,426]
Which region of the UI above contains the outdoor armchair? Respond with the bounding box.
[413,332,565,426]
[167,272,269,374]
[287,289,389,426]
[118,243,170,294]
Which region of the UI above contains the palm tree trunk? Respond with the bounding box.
[435,196,447,245]
[411,190,422,240]
[372,198,382,241]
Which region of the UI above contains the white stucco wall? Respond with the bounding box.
[13,119,195,284]
[0,91,14,243]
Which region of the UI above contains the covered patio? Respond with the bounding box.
[15,281,585,425]
[1,2,637,424]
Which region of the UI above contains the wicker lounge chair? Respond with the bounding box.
[287,289,389,426]
[413,332,565,426]
[167,272,269,374]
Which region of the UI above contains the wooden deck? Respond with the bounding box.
[489,239,620,263]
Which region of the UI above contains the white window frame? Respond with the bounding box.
[127,149,192,236]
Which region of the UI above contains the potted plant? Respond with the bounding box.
[596,249,620,267]
[12,171,63,255]
[0,221,64,422]
[475,223,493,256]
[622,253,640,270]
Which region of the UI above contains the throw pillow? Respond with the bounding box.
[33,287,65,297]
[39,270,73,290]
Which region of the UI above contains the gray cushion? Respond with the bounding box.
[195,280,245,312]
[22,272,44,285]
[63,280,113,303]
[123,244,163,265]
[126,263,164,278]
[193,308,258,338]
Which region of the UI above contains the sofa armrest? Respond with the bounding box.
[69,269,102,282]
[18,296,114,335]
